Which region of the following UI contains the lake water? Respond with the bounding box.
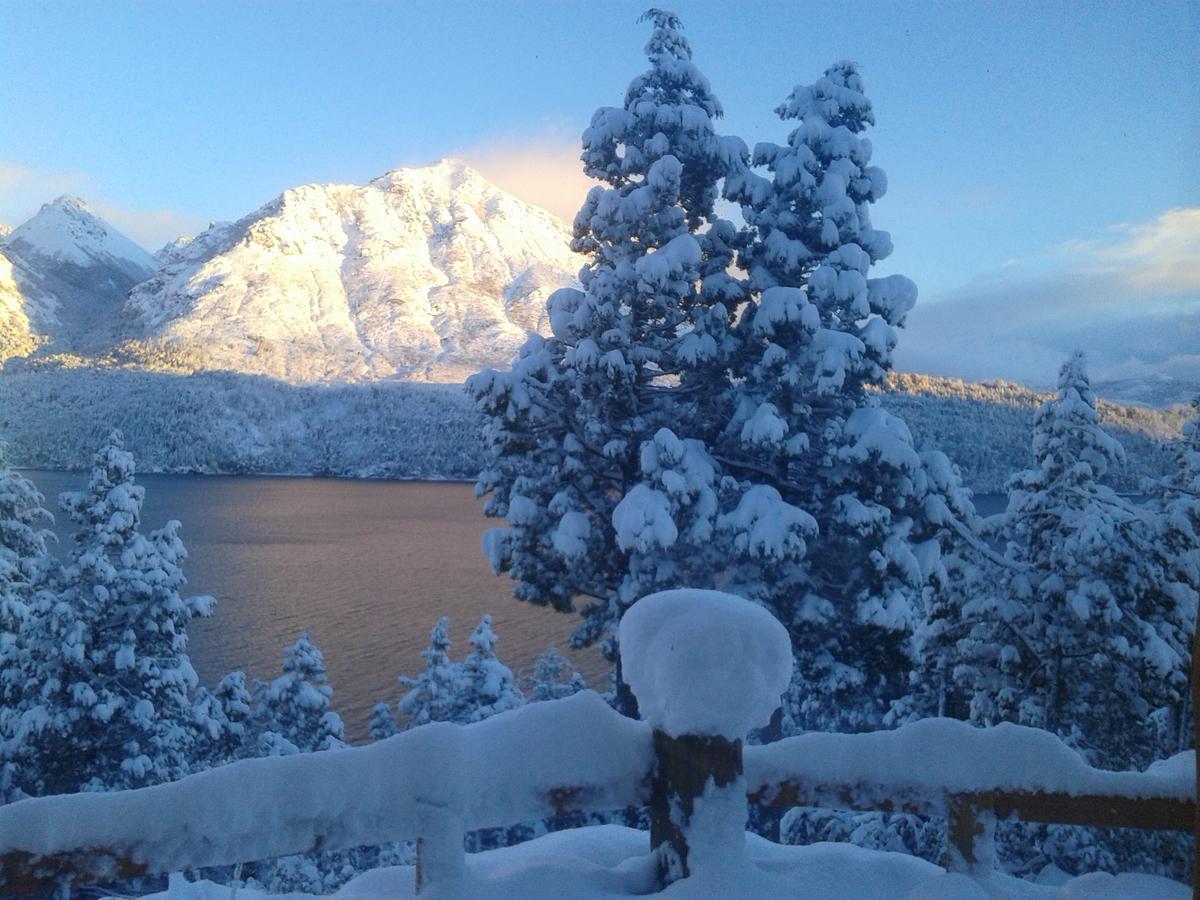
[24,471,606,743]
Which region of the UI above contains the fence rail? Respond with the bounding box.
[0,699,1193,895]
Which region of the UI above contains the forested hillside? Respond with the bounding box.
[0,363,481,480]
[0,363,1186,493]
[881,372,1188,492]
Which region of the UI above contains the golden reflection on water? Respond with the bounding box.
[28,472,606,742]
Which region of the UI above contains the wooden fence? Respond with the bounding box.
[0,695,1193,894]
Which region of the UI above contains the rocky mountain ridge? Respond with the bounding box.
[1,162,584,382]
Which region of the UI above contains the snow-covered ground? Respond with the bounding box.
[149,827,1188,899]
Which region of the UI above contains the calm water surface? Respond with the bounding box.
[26,472,605,742]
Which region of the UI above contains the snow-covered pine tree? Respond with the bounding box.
[398,617,464,728]
[1143,393,1198,755]
[525,646,587,703]
[192,670,258,768]
[721,62,975,733]
[17,433,217,795]
[965,354,1189,768]
[368,702,399,740]
[258,630,346,755]
[457,614,523,723]
[251,633,355,894]
[469,9,748,713]
[0,451,58,802]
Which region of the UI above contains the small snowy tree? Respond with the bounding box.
[469,8,748,713]
[398,617,464,728]
[458,615,523,723]
[525,646,587,703]
[258,630,346,755]
[192,670,257,768]
[368,702,399,740]
[0,451,58,802]
[17,433,216,796]
[252,632,356,894]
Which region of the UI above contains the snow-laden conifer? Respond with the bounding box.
[17,433,217,795]
[0,449,57,801]
[368,702,399,740]
[525,646,587,703]
[192,670,257,768]
[469,9,748,712]
[1143,393,1198,754]
[258,630,346,755]
[398,617,464,728]
[959,354,1188,768]
[458,614,523,723]
[722,63,975,732]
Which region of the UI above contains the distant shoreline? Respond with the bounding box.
[18,467,476,487]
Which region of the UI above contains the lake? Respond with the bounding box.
[24,471,606,743]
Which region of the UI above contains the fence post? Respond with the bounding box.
[413,798,465,895]
[649,730,743,885]
[946,792,995,875]
[619,589,793,891]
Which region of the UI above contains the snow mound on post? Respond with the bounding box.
[619,589,792,739]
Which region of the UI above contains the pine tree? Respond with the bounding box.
[469,8,748,713]
[368,702,398,740]
[251,633,355,894]
[0,451,58,802]
[259,630,346,755]
[1145,393,1198,754]
[18,433,216,795]
[398,617,464,728]
[458,615,523,723]
[525,646,587,703]
[720,62,974,732]
[192,670,257,768]
[960,354,1188,768]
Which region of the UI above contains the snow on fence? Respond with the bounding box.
[0,590,1194,894]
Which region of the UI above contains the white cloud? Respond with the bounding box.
[455,129,598,224]
[1059,207,1200,295]
[897,207,1200,387]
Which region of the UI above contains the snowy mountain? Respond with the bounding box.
[124,160,584,382]
[1093,375,1200,410]
[0,196,155,358]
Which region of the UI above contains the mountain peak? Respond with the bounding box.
[8,196,154,273]
[48,194,91,212]
[124,161,584,383]
[368,158,490,195]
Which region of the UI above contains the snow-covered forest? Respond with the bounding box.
[0,362,1186,493]
[0,7,1195,899]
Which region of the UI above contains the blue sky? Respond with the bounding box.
[1,0,1197,386]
